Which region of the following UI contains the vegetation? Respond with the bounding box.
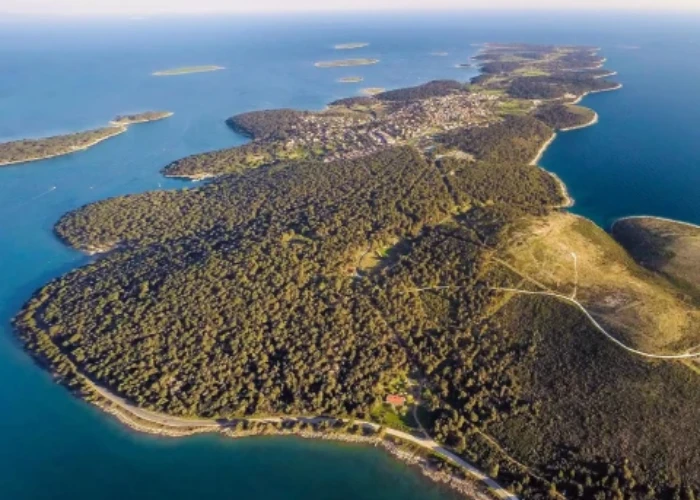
[612,217,700,300]
[0,126,125,167]
[1,111,173,167]
[110,111,173,126]
[375,80,468,102]
[435,115,553,165]
[440,157,564,211]
[227,109,310,140]
[508,74,618,100]
[533,103,596,130]
[501,212,700,354]
[21,146,454,418]
[17,42,700,500]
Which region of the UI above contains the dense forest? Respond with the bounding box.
[533,103,596,130]
[161,141,299,178]
[375,80,468,101]
[227,109,310,140]
[22,146,455,417]
[508,74,619,100]
[17,43,698,499]
[436,115,553,165]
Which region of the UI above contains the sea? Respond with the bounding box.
[1,10,699,500]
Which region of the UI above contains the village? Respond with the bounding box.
[280,91,499,162]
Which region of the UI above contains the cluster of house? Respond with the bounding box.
[278,92,498,163]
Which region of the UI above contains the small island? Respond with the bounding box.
[456,63,472,68]
[152,66,224,76]
[1,110,173,167]
[361,87,385,95]
[110,111,174,126]
[430,51,449,56]
[315,58,379,68]
[334,42,370,50]
[337,76,364,83]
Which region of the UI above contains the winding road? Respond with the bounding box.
[89,383,517,500]
[490,287,700,360]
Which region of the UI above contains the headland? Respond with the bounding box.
[14,42,700,500]
[0,110,173,167]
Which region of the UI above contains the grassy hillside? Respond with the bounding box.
[613,217,700,301]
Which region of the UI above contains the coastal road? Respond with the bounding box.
[89,382,517,500]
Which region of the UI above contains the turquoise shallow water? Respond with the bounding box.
[1,12,699,499]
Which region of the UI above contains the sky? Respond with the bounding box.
[2,0,700,15]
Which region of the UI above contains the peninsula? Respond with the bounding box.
[15,44,700,500]
[612,216,700,298]
[0,110,173,167]
[334,42,370,50]
[315,58,379,68]
[152,65,224,76]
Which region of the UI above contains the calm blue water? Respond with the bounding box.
[1,11,699,499]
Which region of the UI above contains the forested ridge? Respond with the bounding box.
[16,43,700,499]
[507,74,618,100]
[436,115,552,165]
[533,104,596,130]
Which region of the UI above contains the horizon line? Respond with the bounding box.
[3,7,700,18]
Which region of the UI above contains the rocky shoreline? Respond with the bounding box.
[94,397,499,500]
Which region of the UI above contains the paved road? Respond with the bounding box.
[90,383,518,500]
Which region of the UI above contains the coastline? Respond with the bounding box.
[532,86,697,232]
[0,126,127,167]
[11,43,646,500]
[560,111,599,131]
[594,71,618,79]
[163,171,216,181]
[528,134,575,209]
[109,111,174,126]
[529,132,557,166]
[610,215,700,232]
[83,377,513,500]
[548,170,575,209]
[572,83,623,104]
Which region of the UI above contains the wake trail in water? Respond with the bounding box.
[3,186,57,214]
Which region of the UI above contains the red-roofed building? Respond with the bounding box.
[385,394,406,407]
